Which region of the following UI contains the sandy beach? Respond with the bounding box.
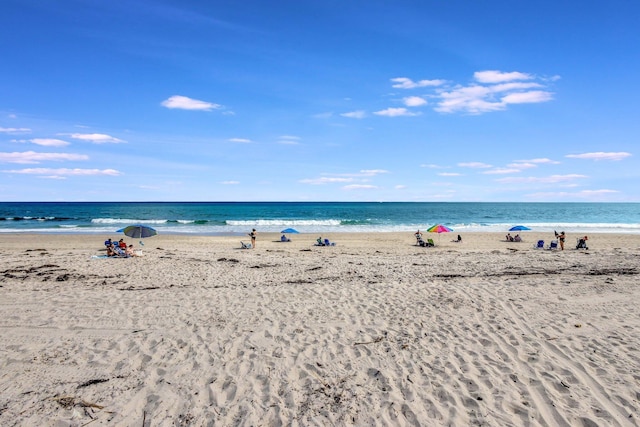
[1,232,639,426]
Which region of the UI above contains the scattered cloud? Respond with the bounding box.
[373,108,420,117]
[359,169,389,176]
[161,95,221,111]
[420,164,446,169]
[228,138,252,143]
[403,96,427,107]
[458,162,492,169]
[343,184,377,190]
[438,172,462,176]
[515,158,561,165]
[29,138,70,147]
[527,189,619,199]
[0,127,31,134]
[68,133,125,144]
[341,110,366,119]
[3,168,121,176]
[482,168,521,175]
[507,162,538,169]
[389,70,556,115]
[473,70,532,83]
[277,135,301,145]
[495,174,587,184]
[390,77,446,89]
[299,177,353,185]
[0,151,88,164]
[221,180,240,185]
[501,91,553,104]
[394,185,406,189]
[566,152,631,161]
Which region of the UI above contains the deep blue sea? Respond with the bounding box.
[0,202,639,235]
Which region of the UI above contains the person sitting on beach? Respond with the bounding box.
[506,233,514,242]
[452,234,462,243]
[125,244,140,257]
[104,238,113,248]
[118,239,127,249]
[576,235,589,250]
[514,234,522,242]
[316,237,325,246]
[106,243,117,257]
[280,234,291,242]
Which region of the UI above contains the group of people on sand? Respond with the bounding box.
[104,238,140,257]
[505,233,522,242]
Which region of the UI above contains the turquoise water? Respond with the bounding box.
[1,202,639,234]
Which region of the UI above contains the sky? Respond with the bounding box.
[1,0,639,202]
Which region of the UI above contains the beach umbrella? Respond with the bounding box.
[427,224,453,241]
[509,225,531,231]
[117,225,157,245]
[280,228,300,234]
[427,224,453,234]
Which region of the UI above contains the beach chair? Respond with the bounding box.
[416,236,428,247]
[426,238,435,247]
[534,240,545,249]
[324,238,336,246]
[547,240,558,250]
[240,241,252,249]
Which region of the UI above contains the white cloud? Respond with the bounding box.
[482,168,521,175]
[343,184,377,190]
[68,133,125,144]
[435,85,505,114]
[566,152,632,161]
[495,174,587,184]
[299,177,353,185]
[391,77,445,89]
[438,172,462,176]
[507,162,537,169]
[395,185,406,189]
[458,162,492,169]
[359,169,389,176]
[373,107,420,117]
[403,96,427,107]
[501,91,554,104]
[228,138,252,143]
[161,95,220,111]
[0,127,31,134]
[0,151,89,164]
[221,180,240,185]
[277,135,301,145]
[420,164,446,169]
[30,138,70,147]
[515,158,561,165]
[527,189,619,200]
[474,70,532,83]
[3,168,121,176]
[341,110,366,119]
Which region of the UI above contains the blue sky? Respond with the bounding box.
[1,0,638,202]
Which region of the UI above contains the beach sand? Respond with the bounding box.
[1,232,639,426]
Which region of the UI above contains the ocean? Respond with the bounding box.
[1,202,639,235]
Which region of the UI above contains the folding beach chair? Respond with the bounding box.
[240,241,252,249]
[547,240,558,250]
[534,240,544,249]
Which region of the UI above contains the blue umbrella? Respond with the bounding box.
[281,228,300,234]
[509,225,531,231]
[117,225,157,245]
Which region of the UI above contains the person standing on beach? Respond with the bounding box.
[558,231,566,250]
[249,228,257,249]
